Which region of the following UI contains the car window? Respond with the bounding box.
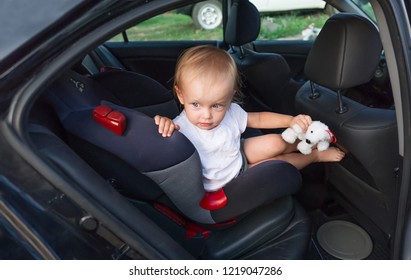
[257,6,333,41]
[109,3,223,42]
[109,1,340,43]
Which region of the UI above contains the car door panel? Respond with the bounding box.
[104,41,224,89]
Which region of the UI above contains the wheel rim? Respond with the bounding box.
[198,4,222,29]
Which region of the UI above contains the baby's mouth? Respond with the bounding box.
[198,122,212,128]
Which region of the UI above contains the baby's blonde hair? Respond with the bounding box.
[173,45,243,103]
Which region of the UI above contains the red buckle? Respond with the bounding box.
[154,203,186,226]
[154,203,211,240]
[200,188,228,210]
[93,105,126,136]
[211,218,238,228]
[186,223,211,240]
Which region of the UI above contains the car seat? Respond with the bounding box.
[224,0,296,115]
[32,69,312,259]
[295,13,399,242]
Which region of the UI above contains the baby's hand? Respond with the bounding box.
[154,115,180,137]
[290,114,312,132]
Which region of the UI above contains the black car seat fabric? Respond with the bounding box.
[44,70,303,225]
[295,13,399,236]
[224,0,293,114]
[91,71,179,119]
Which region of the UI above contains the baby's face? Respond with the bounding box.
[176,74,235,130]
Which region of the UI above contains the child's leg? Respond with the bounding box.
[243,134,345,169]
[243,134,296,164]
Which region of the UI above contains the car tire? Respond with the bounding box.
[192,0,222,30]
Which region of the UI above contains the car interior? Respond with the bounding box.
[25,0,398,259]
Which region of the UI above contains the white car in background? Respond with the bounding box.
[253,0,325,12]
[188,0,327,29]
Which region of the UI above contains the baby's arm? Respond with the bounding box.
[154,115,180,137]
[247,112,312,131]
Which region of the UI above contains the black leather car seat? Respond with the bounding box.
[295,13,399,240]
[224,0,294,114]
[34,69,312,259]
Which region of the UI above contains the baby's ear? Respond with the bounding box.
[174,85,184,104]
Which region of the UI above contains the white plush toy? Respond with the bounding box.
[281,124,305,144]
[282,121,336,155]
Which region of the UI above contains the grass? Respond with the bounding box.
[111,13,223,41]
[110,11,329,42]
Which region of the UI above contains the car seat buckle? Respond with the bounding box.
[200,188,228,210]
[100,66,123,72]
[93,105,126,135]
[211,218,238,228]
[186,223,211,240]
[154,202,186,226]
[154,203,211,239]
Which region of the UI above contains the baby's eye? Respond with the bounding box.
[212,104,221,109]
[192,103,200,108]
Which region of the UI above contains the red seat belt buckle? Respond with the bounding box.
[186,223,211,240]
[93,105,126,136]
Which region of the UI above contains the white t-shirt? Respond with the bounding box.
[174,103,248,192]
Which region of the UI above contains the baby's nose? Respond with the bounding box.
[202,109,212,118]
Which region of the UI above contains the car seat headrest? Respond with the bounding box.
[304,13,382,91]
[225,0,261,46]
